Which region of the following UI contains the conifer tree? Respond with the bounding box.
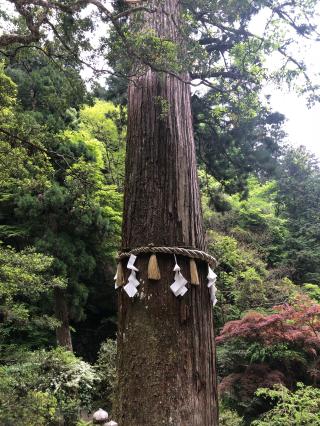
[116,2,218,424]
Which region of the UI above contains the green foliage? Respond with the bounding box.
[131,29,182,72]
[0,387,57,426]
[76,421,92,426]
[303,283,320,303]
[6,48,88,132]
[0,244,65,354]
[0,348,98,426]
[230,178,288,263]
[94,339,117,411]
[252,383,320,426]
[0,63,122,357]
[200,171,296,329]
[201,166,320,422]
[1,4,320,424]
[207,229,294,327]
[0,62,16,109]
[277,147,320,284]
[202,173,287,264]
[245,342,306,366]
[219,401,244,426]
[193,91,285,195]
[209,231,266,317]
[217,294,320,421]
[66,99,126,189]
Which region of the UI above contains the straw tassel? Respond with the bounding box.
[190,258,200,285]
[148,254,161,280]
[116,262,125,286]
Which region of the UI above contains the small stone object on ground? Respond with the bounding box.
[106,422,118,426]
[93,408,108,424]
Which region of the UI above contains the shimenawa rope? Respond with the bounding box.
[117,245,217,266]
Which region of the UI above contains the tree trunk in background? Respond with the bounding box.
[116,1,218,425]
[54,288,73,351]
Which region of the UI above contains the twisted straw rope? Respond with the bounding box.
[117,246,217,266]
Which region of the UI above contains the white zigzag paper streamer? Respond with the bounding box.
[124,254,140,297]
[207,266,218,306]
[114,271,119,289]
[170,260,188,297]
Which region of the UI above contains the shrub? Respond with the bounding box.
[94,339,117,411]
[219,401,244,425]
[0,348,98,425]
[252,383,320,425]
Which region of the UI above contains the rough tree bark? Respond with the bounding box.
[116,1,218,425]
[54,288,73,351]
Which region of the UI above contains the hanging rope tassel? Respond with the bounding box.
[148,254,161,280]
[189,258,200,285]
[115,262,124,287]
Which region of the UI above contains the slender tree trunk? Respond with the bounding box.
[54,288,73,351]
[116,1,218,425]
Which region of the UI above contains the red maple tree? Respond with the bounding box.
[217,294,320,414]
[217,294,320,356]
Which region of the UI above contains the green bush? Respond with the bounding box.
[0,387,57,426]
[94,339,117,411]
[0,348,98,425]
[252,383,320,425]
[219,401,244,425]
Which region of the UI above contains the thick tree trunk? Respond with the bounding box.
[116,1,218,425]
[54,288,73,351]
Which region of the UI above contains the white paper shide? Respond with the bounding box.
[170,261,188,297]
[207,266,218,306]
[114,271,119,289]
[124,254,140,298]
[115,252,218,305]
